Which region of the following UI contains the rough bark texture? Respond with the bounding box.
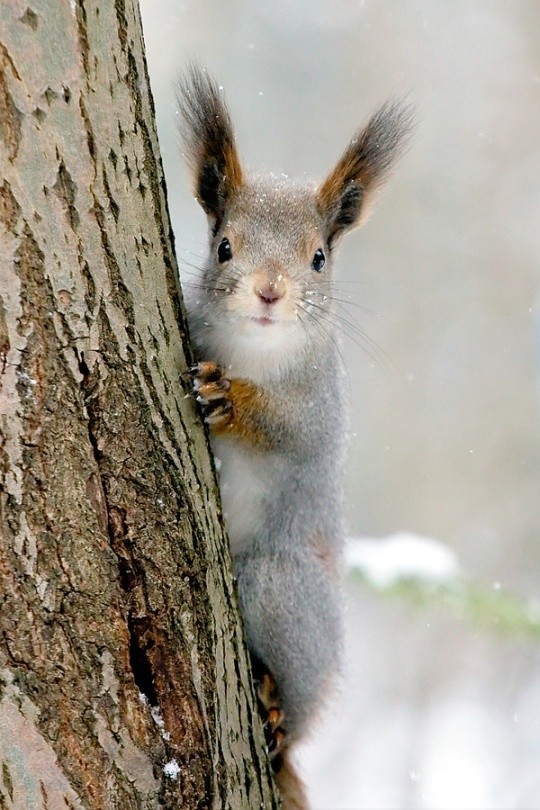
[0,1,278,808]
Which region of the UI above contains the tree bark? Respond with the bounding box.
[0,1,278,808]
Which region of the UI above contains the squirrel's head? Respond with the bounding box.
[178,66,413,374]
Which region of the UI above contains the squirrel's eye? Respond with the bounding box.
[217,237,233,263]
[311,248,326,272]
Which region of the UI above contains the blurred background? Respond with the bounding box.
[139,1,540,807]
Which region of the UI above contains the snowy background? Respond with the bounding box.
[139,1,540,807]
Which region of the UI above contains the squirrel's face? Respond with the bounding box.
[178,67,412,372]
[202,179,334,343]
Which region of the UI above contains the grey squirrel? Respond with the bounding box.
[178,66,412,809]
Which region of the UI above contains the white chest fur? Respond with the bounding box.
[212,435,281,556]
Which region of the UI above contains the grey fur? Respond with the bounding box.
[179,66,410,744]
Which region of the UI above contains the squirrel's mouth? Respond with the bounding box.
[250,315,277,326]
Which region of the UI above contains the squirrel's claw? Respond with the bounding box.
[189,360,223,383]
[191,360,233,429]
[266,726,286,758]
[264,706,286,757]
[195,379,230,401]
[256,669,288,760]
[204,401,233,426]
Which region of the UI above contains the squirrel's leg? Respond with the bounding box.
[251,656,286,756]
[237,549,340,810]
[190,361,298,450]
[252,659,310,810]
[235,547,341,742]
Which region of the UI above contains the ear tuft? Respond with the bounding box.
[318,99,415,245]
[177,65,244,225]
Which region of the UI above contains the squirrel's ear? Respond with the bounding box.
[177,66,243,229]
[317,100,414,246]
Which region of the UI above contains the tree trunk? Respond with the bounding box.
[0,1,278,807]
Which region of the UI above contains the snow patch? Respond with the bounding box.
[163,759,180,779]
[151,705,171,741]
[346,532,460,588]
[151,705,164,728]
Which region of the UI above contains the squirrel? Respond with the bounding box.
[178,66,412,809]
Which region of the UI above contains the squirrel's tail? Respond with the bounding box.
[273,749,309,810]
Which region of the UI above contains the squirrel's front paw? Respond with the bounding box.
[190,361,233,429]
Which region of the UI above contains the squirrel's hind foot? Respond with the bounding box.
[253,664,288,759]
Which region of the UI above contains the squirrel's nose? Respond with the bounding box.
[257,285,282,305]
